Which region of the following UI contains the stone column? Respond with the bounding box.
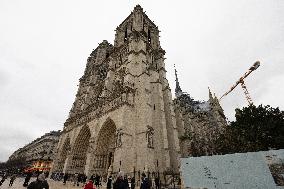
[63,153,73,174]
[84,138,96,177]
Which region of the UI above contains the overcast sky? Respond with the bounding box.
[0,0,283,162]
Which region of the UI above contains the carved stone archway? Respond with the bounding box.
[69,126,91,173]
[93,118,116,177]
[57,137,71,172]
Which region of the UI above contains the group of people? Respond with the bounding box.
[52,172,101,188]
[0,170,160,189]
[0,172,21,187]
[55,171,158,189]
[0,171,49,189]
[79,171,153,189]
[110,172,156,189]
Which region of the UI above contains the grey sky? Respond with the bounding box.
[0,0,283,162]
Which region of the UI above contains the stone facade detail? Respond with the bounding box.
[51,5,227,180]
[174,84,227,157]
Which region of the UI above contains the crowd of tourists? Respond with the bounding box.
[0,170,161,189]
[50,171,159,189]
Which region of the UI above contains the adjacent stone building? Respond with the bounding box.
[9,130,61,172]
[173,69,227,157]
[52,5,227,180]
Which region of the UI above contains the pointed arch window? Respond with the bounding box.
[148,29,151,44]
[124,27,128,42]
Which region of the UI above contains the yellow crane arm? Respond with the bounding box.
[219,61,260,101]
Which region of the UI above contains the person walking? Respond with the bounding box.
[77,173,81,186]
[123,176,128,188]
[154,177,160,189]
[131,177,135,189]
[107,175,112,189]
[113,171,127,189]
[0,172,7,186]
[140,173,150,189]
[23,172,32,187]
[27,173,49,189]
[9,174,17,186]
[63,173,68,185]
[73,173,78,186]
[90,174,95,183]
[82,174,87,184]
[84,179,96,189]
[127,176,132,189]
[95,174,100,188]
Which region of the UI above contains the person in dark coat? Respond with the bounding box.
[82,174,87,184]
[9,174,17,186]
[154,177,160,189]
[0,173,7,186]
[27,173,49,189]
[95,174,100,188]
[90,174,95,183]
[131,177,135,189]
[63,173,68,185]
[123,176,128,188]
[140,173,150,189]
[77,173,82,186]
[113,171,127,189]
[107,175,112,189]
[23,172,33,187]
[73,173,79,186]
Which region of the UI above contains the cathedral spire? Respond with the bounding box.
[208,87,213,101]
[174,64,183,97]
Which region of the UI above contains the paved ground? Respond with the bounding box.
[0,177,104,189]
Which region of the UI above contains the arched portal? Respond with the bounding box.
[93,118,116,177]
[70,126,91,173]
[57,137,71,172]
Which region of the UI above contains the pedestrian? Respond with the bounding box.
[23,172,32,187]
[140,173,150,189]
[27,173,49,189]
[127,176,132,189]
[154,177,160,189]
[90,174,95,183]
[63,173,68,185]
[84,179,96,189]
[95,174,100,188]
[113,171,127,189]
[107,175,112,189]
[0,172,7,186]
[123,176,128,188]
[73,173,78,186]
[9,174,17,186]
[77,173,81,186]
[82,174,87,184]
[131,177,135,189]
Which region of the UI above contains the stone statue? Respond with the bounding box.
[146,126,154,148]
[115,128,123,147]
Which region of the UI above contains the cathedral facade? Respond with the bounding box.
[51,5,226,179]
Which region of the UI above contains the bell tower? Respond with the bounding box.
[111,4,180,173]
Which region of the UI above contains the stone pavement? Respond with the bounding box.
[0,177,105,189]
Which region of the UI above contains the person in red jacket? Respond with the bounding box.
[84,180,96,189]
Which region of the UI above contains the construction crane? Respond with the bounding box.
[220,61,260,105]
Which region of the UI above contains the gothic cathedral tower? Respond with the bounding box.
[52,5,180,177]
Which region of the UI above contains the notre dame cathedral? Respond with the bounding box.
[51,5,226,179]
